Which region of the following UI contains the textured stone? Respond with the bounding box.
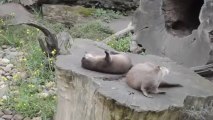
[2,115,13,120]
[1,58,10,64]
[20,0,139,11]
[133,0,213,68]
[3,109,12,115]
[13,114,24,120]
[0,110,4,117]
[55,39,213,120]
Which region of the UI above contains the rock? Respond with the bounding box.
[55,39,213,120]
[42,5,82,26]
[0,118,5,120]
[3,109,12,115]
[21,0,139,11]
[13,114,24,120]
[2,115,13,120]
[32,117,41,120]
[6,64,14,69]
[56,32,73,55]
[3,67,11,72]
[23,117,31,120]
[1,58,10,64]
[10,48,16,52]
[1,45,7,49]
[133,0,213,68]
[0,110,4,117]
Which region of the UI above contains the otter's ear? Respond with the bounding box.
[105,51,111,63]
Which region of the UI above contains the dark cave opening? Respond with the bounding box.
[162,0,204,37]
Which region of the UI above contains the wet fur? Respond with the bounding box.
[81,51,132,74]
[126,62,182,98]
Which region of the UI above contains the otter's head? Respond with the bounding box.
[81,53,96,69]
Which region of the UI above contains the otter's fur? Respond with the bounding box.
[126,62,182,98]
[81,51,132,74]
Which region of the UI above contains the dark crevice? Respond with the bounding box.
[162,0,204,37]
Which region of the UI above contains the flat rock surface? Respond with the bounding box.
[56,39,213,112]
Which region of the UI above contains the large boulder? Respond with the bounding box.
[19,0,139,11]
[132,0,213,68]
[55,39,213,120]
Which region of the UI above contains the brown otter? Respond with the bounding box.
[81,51,132,74]
[126,62,182,98]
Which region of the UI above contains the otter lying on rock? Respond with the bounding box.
[126,62,182,98]
[81,51,132,74]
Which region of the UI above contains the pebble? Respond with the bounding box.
[0,110,4,117]
[1,59,10,64]
[2,109,12,115]
[23,117,31,120]
[6,64,14,69]
[2,115,13,120]
[32,117,41,120]
[13,114,24,120]
[1,45,7,49]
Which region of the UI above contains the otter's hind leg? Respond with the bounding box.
[141,87,153,98]
[152,88,166,94]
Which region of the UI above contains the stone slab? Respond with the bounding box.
[56,39,213,112]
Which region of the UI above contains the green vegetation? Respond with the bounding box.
[70,20,113,40]
[107,33,131,52]
[93,8,123,22]
[0,18,56,120]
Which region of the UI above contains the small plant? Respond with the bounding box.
[93,8,123,22]
[77,7,96,17]
[107,33,131,52]
[70,20,113,40]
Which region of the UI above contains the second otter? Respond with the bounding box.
[81,51,132,74]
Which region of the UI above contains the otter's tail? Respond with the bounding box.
[159,81,183,88]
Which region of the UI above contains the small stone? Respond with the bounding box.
[23,117,31,120]
[13,114,24,120]
[3,109,12,115]
[6,76,12,80]
[2,115,13,120]
[1,45,7,49]
[6,64,14,69]
[32,117,41,120]
[1,58,10,64]
[20,72,29,80]
[3,67,11,72]
[0,70,4,75]
[0,110,4,117]
[10,48,16,52]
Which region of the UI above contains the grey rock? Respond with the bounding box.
[2,115,13,120]
[1,59,10,64]
[13,114,24,120]
[21,0,139,11]
[6,64,14,69]
[2,109,12,115]
[32,117,41,120]
[55,39,213,120]
[10,48,17,52]
[0,110,4,117]
[0,118,5,120]
[133,0,213,68]
[3,67,11,72]
[23,117,31,120]
[1,45,7,49]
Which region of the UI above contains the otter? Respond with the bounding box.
[126,62,182,98]
[81,51,132,74]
